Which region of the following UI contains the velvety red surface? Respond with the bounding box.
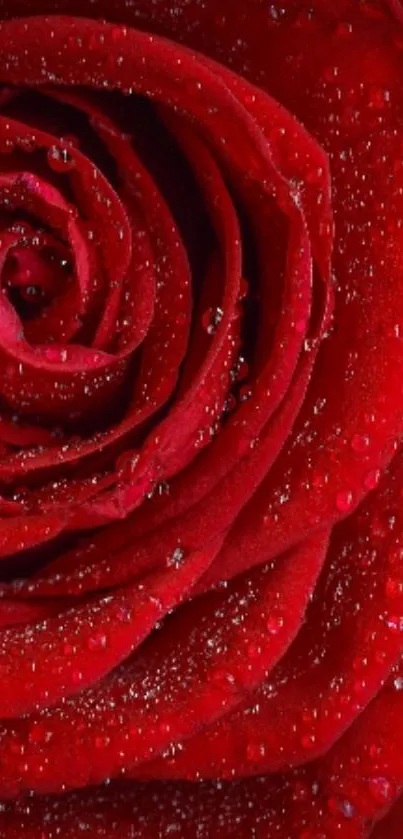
[0,1,401,836]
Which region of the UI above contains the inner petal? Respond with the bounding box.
[4,242,71,321]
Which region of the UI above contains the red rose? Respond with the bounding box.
[0,0,402,836]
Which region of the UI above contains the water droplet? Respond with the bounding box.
[246,741,266,762]
[335,489,354,512]
[9,741,24,756]
[301,708,318,724]
[25,285,42,300]
[247,642,262,659]
[352,656,368,673]
[212,669,237,691]
[239,385,252,402]
[87,633,107,651]
[363,469,381,490]
[116,605,132,623]
[328,797,355,819]
[300,733,316,749]
[368,86,391,110]
[335,21,353,37]
[351,434,370,453]
[116,451,140,481]
[17,134,37,152]
[167,547,185,569]
[111,25,128,41]
[47,145,75,173]
[266,615,284,634]
[202,307,224,335]
[292,781,309,802]
[235,358,249,382]
[159,722,171,735]
[323,65,339,84]
[353,678,366,694]
[386,615,403,633]
[368,776,395,804]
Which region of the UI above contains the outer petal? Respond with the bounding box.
[0,534,222,721]
[0,531,328,796]
[137,453,403,779]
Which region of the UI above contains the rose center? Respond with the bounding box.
[3,241,71,320]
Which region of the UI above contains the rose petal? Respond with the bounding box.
[143,453,403,779]
[0,530,328,795]
[370,795,403,838]
[0,534,221,721]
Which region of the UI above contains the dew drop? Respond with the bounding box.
[368,86,391,110]
[386,615,403,633]
[116,605,132,623]
[247,642,262,659]
[17,135,37,152]
[246,741,266,762]
[352,655,368,673]
[87,633,107,652]
[335,489,354,512]
[239,385,252,402]
[202,306,224,335]
[235,358,249,382]
[323,65,339,84]
[159,722,171,735]
[111,25,128,41]
[167,547,185,569]
[300,733,316,749]
[47,145,75,173]
[368,776,395,804]
[301,708,318,724]
[363,469,381,490]
[375,649,386,665]
[266,615,284,634]
[335,21,353,37]
[328,797,355,819]
[292,781,309,802]
[9,741,24,756]
[212,669,237,691]
[116,451,140,481]
[351,434,370,453]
